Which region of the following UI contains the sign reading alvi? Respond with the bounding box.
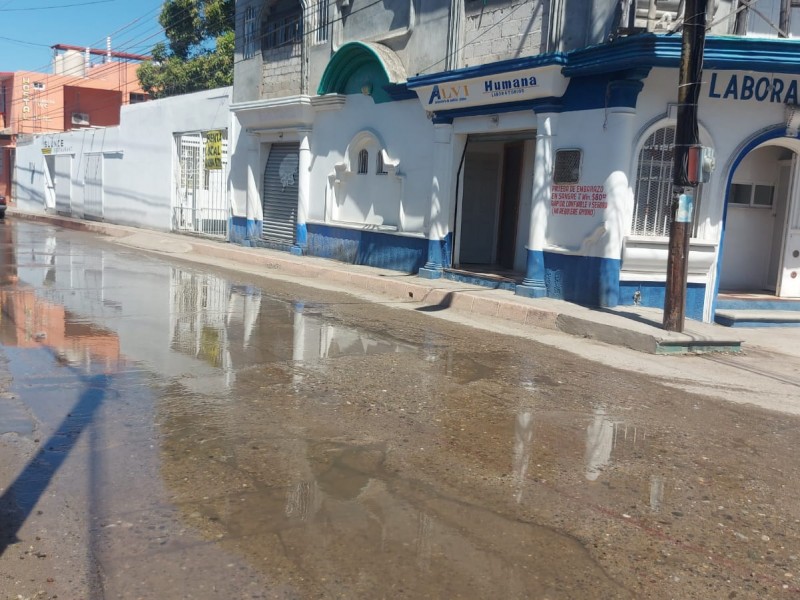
[205,130,223,170]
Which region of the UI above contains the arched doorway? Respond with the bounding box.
[720,141,800,297]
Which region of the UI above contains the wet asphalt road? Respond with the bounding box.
[2,219,800,599]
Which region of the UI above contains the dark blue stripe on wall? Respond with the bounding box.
[230,216,263,245]
[543,252,620,307]
[307,223,428,273]
[619,281,706,322]
[564,34,800,77]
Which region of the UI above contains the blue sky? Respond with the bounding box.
[0,0,166,73]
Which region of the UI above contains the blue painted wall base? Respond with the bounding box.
[418,235,453,278]
[517,249,547,298]
[515,283,547,298]
[230,216,263,245]
[543,252,621,307]
[619,281,706,322]
[307,223,428,273]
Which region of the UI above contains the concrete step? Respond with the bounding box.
[717,298,800,311]
[715,309,800,327]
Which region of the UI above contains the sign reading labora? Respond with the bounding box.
[205,130,223,170]
[414,65,568,111]
[707,71,800,104]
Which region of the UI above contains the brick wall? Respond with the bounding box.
[462,0,547,67]
[261,45,303,99]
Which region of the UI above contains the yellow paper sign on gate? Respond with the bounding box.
[205,130,223,170]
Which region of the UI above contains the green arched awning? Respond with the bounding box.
[317,41,407,103]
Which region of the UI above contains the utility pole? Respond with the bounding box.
[663,0,708,332]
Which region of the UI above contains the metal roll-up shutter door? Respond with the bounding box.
[262,143,300,243]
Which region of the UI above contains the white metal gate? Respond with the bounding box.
[262,143,300,243]
[84,153,103,221]
[173,130,229,238]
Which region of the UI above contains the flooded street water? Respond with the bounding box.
[3,220,800,599]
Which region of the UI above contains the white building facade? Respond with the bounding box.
[13,87,232,238]
[233,0,800,323]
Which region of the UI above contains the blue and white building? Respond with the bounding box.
[231,0,800,323]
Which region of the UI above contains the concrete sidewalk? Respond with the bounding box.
[7,210,759,355]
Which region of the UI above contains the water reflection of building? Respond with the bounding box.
[168,267,414,388]
[8,222,415,388]
[585,407,647,481]
[585,407,616,481]
[512,411,534,503]
[1,223,120,367]
[0,287,120,367]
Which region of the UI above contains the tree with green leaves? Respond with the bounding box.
[137,0,234,99]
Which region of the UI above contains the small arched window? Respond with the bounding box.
[376,151,387,175]
[357,149,369,174]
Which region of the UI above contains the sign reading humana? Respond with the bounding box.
[484,75,538,98]
[425,72,541,107]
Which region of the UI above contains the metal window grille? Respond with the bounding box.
[553,149,581,183]
[244,6,258,59]
[263,11,303,49]
[357,149,369,174]
[314,0,329,43]
[632,126,703,237]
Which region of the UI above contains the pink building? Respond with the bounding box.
[0,44,150,201]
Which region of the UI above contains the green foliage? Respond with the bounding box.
[137,0,234,99]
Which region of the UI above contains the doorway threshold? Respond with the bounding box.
[443,266,522,291]
[716,291,800,326]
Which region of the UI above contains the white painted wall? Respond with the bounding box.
[621,67,800,315]
[14,87,232,232]
[309,95,435,235]
[530,106,635,261]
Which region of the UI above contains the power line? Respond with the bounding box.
[6,0,380,118]
[0,2,200,115]
[0,0,120,11]
[0,35,52,48]
[0,1,167,80]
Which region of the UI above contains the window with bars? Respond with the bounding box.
[357,149,369,174]
[553,149,581,184]
[632,126,703,237]
[244,6,258,59]
[313,0,329,43]
[263,9,302,50]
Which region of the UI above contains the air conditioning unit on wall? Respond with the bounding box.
[71,112,90,126]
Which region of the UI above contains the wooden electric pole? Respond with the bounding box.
[663,0,708,332]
